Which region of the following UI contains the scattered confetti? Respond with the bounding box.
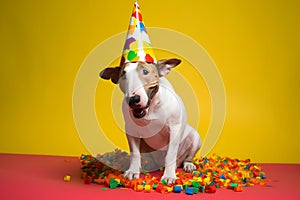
[80,149,268,194]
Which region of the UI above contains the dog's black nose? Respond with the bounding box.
[129,95,140,104]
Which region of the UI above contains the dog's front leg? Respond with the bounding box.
[161,124,181,184]
[124,134,141,180]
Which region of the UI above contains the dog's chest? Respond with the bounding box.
[125,117,168,139]
[126,119,170,150]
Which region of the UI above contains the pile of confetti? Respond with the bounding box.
[80,149,268,194]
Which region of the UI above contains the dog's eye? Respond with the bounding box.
[143,69,149,75]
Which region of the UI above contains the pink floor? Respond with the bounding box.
[0,154,299,200]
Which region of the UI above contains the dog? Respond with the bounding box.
[100,58,202,184]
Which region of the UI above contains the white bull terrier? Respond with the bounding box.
[100,58,202,184]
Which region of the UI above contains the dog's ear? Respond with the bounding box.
[99,67,121,84]
[157,58,181,76]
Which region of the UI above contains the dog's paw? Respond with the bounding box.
[183,161,196,172]
[124,171,140,180]
[161,175,177,184]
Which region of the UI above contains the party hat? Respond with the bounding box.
[120,0,156,65]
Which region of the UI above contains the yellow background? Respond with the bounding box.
[0,0,299,163]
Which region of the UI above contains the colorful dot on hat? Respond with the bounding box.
[145,54,154,63]
[127,50,138,61]
[124,37,136,50]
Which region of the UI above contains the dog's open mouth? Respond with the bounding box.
[130,85,158,119]
[132,108,147,118]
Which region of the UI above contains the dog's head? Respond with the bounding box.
[100,58,181,118]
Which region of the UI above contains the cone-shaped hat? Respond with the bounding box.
[120,1,156,65]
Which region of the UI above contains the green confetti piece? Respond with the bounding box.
[161,179,167,186]
[152,183,157,189]
[192,182,201,188]
[230,183,238,188]
[193,187,199,194]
